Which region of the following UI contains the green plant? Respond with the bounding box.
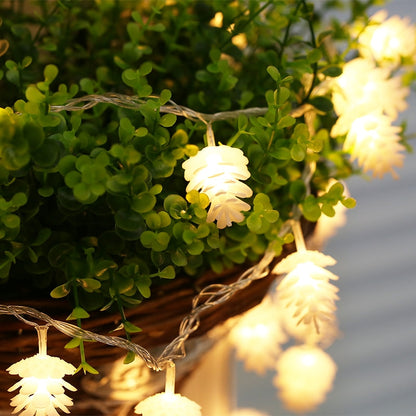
[0,0,414,375]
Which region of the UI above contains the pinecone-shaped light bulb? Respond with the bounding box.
[7,326,77,416]
[182,144,253,229]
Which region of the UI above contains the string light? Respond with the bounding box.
[182,126,253,228]
[229,296,288,375]
[273,345,337,413]
[7,326,76,416]
[331,57,409,137]
[344,113,405,178]
[358,10,416,65]
[134,361,201,416]
[273,222,339,344]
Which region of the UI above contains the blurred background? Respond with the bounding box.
[234,1,416,415]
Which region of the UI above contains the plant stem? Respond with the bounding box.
[71,279,88,369]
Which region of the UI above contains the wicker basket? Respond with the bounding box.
[0,222,314,415]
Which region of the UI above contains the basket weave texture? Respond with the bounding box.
[0,224,314,414]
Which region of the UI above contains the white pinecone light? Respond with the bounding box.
[134,392,202,416]
[182,145,253,229]
[273,250,339,345]
[7,353,77,416]
[274,345,337,413]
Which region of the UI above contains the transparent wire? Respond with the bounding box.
[2,93,315,372]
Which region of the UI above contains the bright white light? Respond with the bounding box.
[358,10,416,65]
[274,251,339,346]
[345,113,405,178]
[229,297,288,375]
[182,145,253,228]
[134,392,202,416]
[7,354,76,416]
[274,345,337,413]
[330,58,409,137]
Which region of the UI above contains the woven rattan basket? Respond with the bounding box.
[0,222,314,415]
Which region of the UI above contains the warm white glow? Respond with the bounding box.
[229,297,288,375]
[344,113,405,178]
[331,58,409,136]
[134,392,202,416]
[274,251,339,345]
[182,145,253,228]
[274,345,337,413]
[273,250,337,275]
[7,354,76,416]
[358,10,416,65]
[230,409,270,416]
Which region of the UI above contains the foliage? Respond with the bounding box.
[0,0,413,366]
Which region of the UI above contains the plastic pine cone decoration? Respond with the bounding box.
[274,345,337,413]
[273,250,339,345]
[229,296,288,375]
[134,392,202,416]
[182,145,253,229]
[7,354,76,416]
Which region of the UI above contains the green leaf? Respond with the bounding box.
[2,214,19,229]
[65,337,82,349]
[171,248,187,267]
[159,265,175,279]
[247,213,262,233]
[342,197,356,209]
[124,351,136,364]
[44,64,58,84]
[270,147,290,160]
[140,230,156,247]
[160,89,172,105]
[321,203,336,217]
[291,143,306,161]
[67,306,90,320]
[267,65,280,82]
[78,278,101,292]
[50,283,70,298]
[322,65,343,77]
[277,115,296,129]
[32,228,51,246]
[26,85,45,103]
[309,96,333,112]
[159,113,177,127]
[302,195,321,221]
[76,362,99,375]
[137,281,151,298]
[127,22,141,43]
[139,61,152,76]
[131,192,156,213]
[307,48,322,63]
[123,320,142,334]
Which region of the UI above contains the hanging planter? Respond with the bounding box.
[0,1,414,415]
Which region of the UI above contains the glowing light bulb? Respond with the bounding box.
[182,145,253,228]
[7,326,76,416]
[273,251,339,345]
[134,361,201,416]
[274,345,337,413]
[229,297,288,375]
[330,58,409,137]
[358,10,416,65]
[344,113,405,178]
[134,392,202,416]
